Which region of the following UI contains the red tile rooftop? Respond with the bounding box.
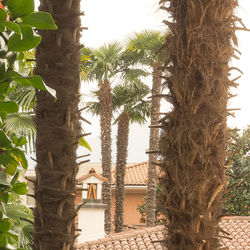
[77,217,250,250]
[111,162,149,186]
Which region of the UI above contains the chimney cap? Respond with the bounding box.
[89,168,96,174]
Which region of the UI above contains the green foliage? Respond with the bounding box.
[7,0,34,18]
[223,127,250,216]
[138,127,250,223]
[81,42,123,81]
[137,185,167,225]
[8,24,41,51]
[0,1,57,249]
[124,30,166,66]
[21,11,57,30]
[112,81,150,125]
[79,137,92,152]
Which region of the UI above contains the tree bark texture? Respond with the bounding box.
[114,112,129,232]
[146,61,162,227]
[158,0,238,249]
[99,79,112,234]
[34,0,82,249]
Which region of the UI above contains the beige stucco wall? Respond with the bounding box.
[111,192,145,225]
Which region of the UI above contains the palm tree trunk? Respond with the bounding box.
[159,0,238,249]
[146,61,162,227]
[114,112,129,232]
[99,79,112,234]
[34,0,81,249]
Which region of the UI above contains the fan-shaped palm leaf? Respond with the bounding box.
[125,30,166,66]
[0,204,33,250]
[3,113,36,152]
[81,42,123,82]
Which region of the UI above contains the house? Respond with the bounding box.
[77,217,250,250]
[24,162,149,226]
[23,163,250,248]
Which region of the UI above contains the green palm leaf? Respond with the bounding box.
[3,113,36,152]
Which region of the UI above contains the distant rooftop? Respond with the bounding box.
[111,162,149,186]
[77,217,250,250]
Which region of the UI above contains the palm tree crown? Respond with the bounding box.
[81,42,123,82]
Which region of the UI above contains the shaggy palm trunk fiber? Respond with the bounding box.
[99,79,112,234]
[146,62,162,227]
[114,112,129,232]
[158,0,238,249]
[34,0,82,249]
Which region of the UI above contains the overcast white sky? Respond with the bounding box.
[78,0,250,163]
[33,0,250,164]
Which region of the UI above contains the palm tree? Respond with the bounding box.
[125,30,166,226]
[158,0,238,249]
[34,1,82,249]
[81,43,123,233]
[113,81,150,232]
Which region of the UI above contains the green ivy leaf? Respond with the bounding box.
[1,193,9,203]
[0,130,12,148]
[12,182,28,195]
[11,148,28,170]
[0,152,18,168]
[8,24,41,51]
[13,136,27,147]
[0,101,18,113]
[0,63,5,80]
[21,11,57,30]
[6,70,30,86]
[0,8,7,23]
[79,137,92,151]
[5,164,17,176]
[3,21,21,34]
[0,218,12,233]
[0,24,4,32]
[7,0,34,18]
[25,75,46,90]
[0,82,9,95]
[0,233,7,247]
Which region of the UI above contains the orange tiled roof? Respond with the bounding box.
[77,217,250,250]
[111,162,149,186]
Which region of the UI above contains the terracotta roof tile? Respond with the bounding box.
[77,217,249,250]
[112,162,149,186]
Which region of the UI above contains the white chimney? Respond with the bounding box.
[77,168,107,243]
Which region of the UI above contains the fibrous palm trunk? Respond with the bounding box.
[99,79,112,234]
[146,61,162,226]
[34,0,82,249]
[114,112,129,232]
[158,0,238,249]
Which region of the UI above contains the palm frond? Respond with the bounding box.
[86,101,100,116]
[3,113,36,152]
[124,29,166,66]
[0,204,33,250]
[113,80,150,125]
[81,42,124,82]
[8,85,36,112]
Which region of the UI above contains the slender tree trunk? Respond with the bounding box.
[158,0,238,249]
[146,61,162,227]
[114,112,129,232]
[99,79,112,234]
[34,0,81,249]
